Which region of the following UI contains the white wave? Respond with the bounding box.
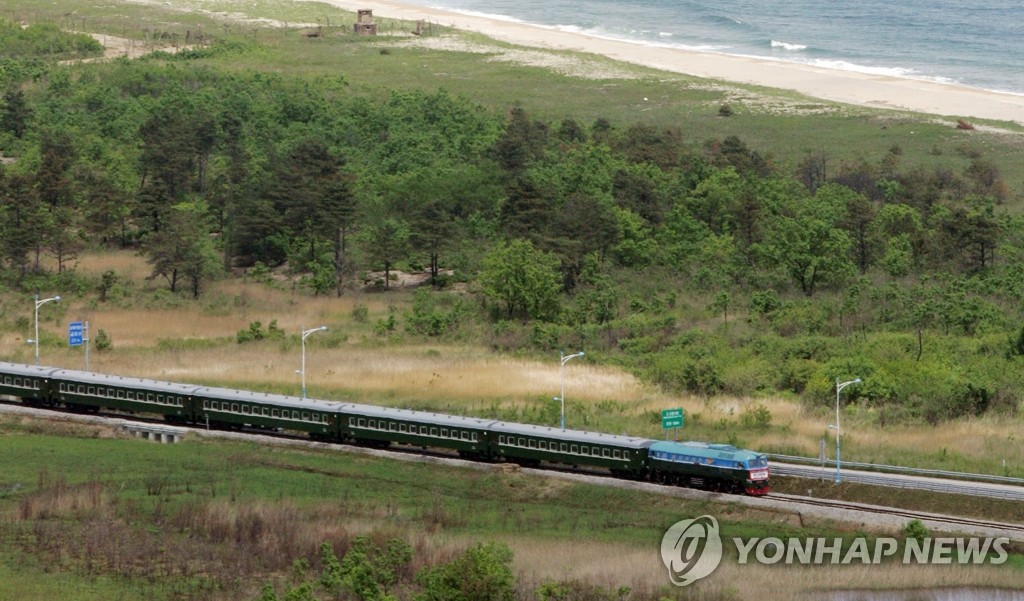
[659,32,673,37]
[771,40,807,51]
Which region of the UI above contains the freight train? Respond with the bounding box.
[0,361,770,495]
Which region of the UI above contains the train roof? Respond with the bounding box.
[195,386,348,411]
[649,440,765,462]
[342,402,497,429]
[0,362,62,378]
[51,369,200,394]
[489,421,654,448]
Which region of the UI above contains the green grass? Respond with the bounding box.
[2,413,1022,600]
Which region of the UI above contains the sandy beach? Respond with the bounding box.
[317,0,1024,126]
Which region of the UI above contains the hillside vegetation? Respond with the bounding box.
[0,3,1023,454]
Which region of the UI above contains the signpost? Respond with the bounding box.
[661,408,684,440]
[68,321,84,346]
[69,320,90,371]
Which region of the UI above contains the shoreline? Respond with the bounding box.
[316,0,1024,126]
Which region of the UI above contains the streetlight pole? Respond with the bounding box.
[31,294,61,366]
[831,377,861,484]
[557,350,585,430]
[297,325,327,399]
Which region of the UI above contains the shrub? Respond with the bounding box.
[94,329,112,351]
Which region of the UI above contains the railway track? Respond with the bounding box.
[764,493,1024,539]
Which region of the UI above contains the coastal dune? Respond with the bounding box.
[318,0,1024,126]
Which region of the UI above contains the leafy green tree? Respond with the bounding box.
[479,239,561,321]
[756,194,854,296]
[684,166,742,235]
[0,171,42,280]
[143,202,220,297]
[361,202,410,290]
[1,88,30,138]
[415,542,515,601]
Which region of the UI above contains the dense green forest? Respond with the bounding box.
[2,23,1024,425]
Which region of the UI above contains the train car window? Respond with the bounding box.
[571,445,579,454]
[560,443,567,452]
[399,423,407,433]
[613,450,622,459]
[624,451,630,460]
[203,401,209,409]
[243,405,251,415]
[386,421,394,431]
[539,441,547,450]
[14,378,21,386]
[430,427,438,436]
[519,438,526,447]
[231,404,238,413]
[155,395,163,404]
[33,380,39,389]
[443,428,451,438]
[602,449,611,458]
[461,432,469,441]
[498,435,505,444]
[368,419,376,428]
[353,418,362,427]
[4,377,10,384]
[471,433,478,442]
[89,387,96,395]
[302,412,310,420]
[117,390,124,399]
[528,440,537,449]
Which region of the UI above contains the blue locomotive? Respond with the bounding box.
[0,361,770,495]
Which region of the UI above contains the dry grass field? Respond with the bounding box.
[4,250,1022,476]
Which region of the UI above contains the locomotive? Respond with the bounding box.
[0,361,770,495]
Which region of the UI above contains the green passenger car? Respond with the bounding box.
[489,422,653,478]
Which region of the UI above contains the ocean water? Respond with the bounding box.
[408,0,1024,95]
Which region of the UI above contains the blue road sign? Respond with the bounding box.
[69,321,84,346]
